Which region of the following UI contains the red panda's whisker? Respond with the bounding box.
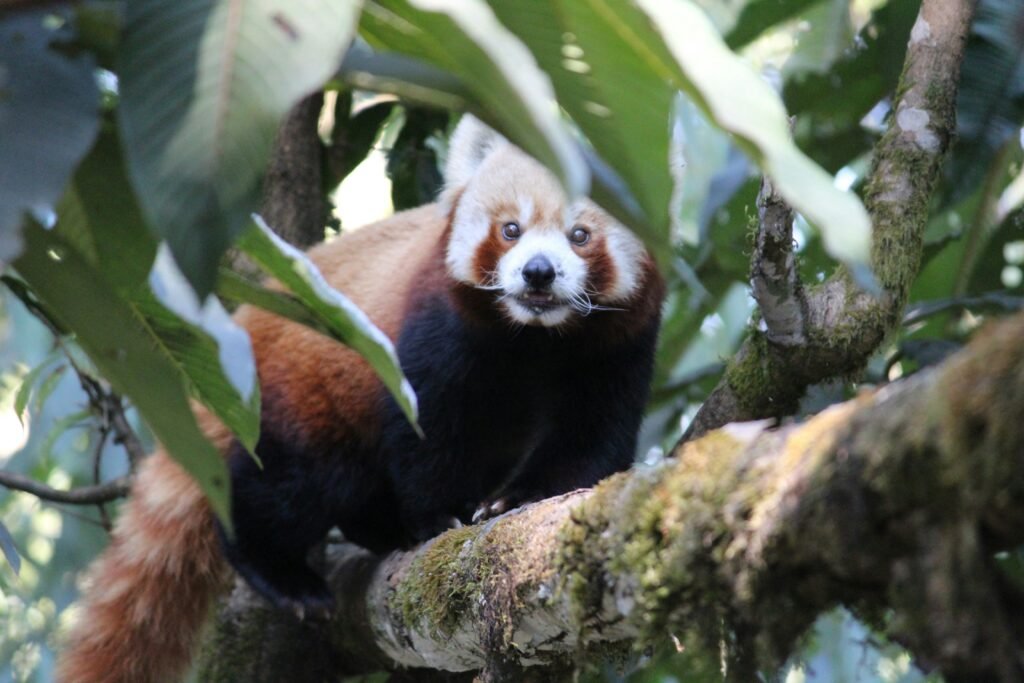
[475,272,505,291]
[568,290,627,316]
[568,293,596,316]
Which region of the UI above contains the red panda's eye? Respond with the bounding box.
[501,222,521,240]
[569,227,590,245]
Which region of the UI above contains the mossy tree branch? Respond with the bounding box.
[198,312,1024,682]
[683,0,979,441]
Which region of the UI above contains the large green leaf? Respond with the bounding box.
[486,0,675,244]
[613,0,871,267]
[360,0,588,198]
[55,127,261,453]
[56,123,156,291]
[13,224,232,527]
[237,217,420,430]
[339,39,647,239]
[218,268,425,423]
[118,0,363,296]
[0,9,99,261]
[724,0,822,49]
[338,40,469,111]
[780,0,853,81]
[363,0,868,266]
[784,0,918,173]
[143,249,261,452]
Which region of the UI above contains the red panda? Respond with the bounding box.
[56,116,665,683]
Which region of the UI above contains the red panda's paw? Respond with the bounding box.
[282,591,335,622]
[233,557,336,621]
[270,573,333,626]
[276,571,335,622]
[471,494,531,524]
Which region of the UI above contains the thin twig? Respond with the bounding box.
[902,292,1024,326]
[0,470,130,505]
[92,423,113,530]
[1,277,144,512]
[84,380,145,468]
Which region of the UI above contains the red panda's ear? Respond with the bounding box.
[438,114,505,212]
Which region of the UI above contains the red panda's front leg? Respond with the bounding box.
[218,438,341,619]
[474,320,660,521]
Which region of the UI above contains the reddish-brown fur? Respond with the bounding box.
[57,205,449,683]
[56,194,659,681]
[471,223,512,284]
[56,413,230,683]
[582,232,617,296]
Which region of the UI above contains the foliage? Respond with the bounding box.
[0,0,1022,681]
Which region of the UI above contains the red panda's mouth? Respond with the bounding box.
[516,291,564,313]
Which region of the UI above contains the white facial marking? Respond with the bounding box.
[604,224,647,301]
[497,231,586,326]
[445,197,492,284]
[569,199,646,303]
[441,118,651,326]
[518,196,534,227]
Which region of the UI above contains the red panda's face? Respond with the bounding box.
[445,144,648,327]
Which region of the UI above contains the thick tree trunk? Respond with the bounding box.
[198,311,1024,681]
[259,92,328,250]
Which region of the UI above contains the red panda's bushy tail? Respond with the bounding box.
[56,449,228,683]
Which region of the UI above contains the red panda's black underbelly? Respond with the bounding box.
[219,280,661,612]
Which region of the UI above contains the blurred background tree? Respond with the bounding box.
[0,0,1021,681]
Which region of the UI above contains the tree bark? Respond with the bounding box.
[683,0,979,441]
[198,311,1024,681]
[259,92,328,250]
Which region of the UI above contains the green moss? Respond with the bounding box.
[195,603,275,682]
[389,516,545,646]
[725,334,770,407]
[556,444,747,653]
[863,137,936,302]
[724,331,808,417]
[557,498,614,626]
[392,525,483,637]
[746,208,761,250]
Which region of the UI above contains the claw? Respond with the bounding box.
[472,497,510,523]
[282,594,334,623]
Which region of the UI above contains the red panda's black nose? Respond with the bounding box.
[522,255,556,289]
